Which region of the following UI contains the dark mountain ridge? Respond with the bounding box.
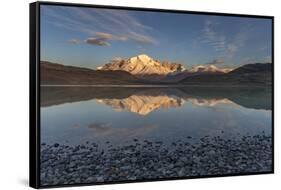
[229,63,271,75]
[41,61,272,86]
[180,63,272,85]
[41,61,145,85]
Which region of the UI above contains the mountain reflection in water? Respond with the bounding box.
[41,86,271,115]
[96,97,238,115]
[40,86,272,146]
[40,86,272,185]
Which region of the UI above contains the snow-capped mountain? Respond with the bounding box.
[97,54,233,81]
[97,54,185,77]
[189,65,233,74]
[164,64,233,82]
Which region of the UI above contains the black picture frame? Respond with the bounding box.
[29,1,274,188]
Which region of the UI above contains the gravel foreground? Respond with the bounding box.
[40,135,272,186]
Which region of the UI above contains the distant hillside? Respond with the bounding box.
[180,63,272,86]
[40,61,145,85]
[229,63,271,75]
[41,61,272,86]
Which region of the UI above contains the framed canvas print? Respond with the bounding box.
[29,1,274,188]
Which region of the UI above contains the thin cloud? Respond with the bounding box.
[201,19,226,53]
[95,32,128,41]
[206,58,224,65]
[81,32,129,46]
[68,39,81,44]
[43,6,157,46]
[94,9,154,33]
[199,19,250,60]
[95,32,113,40]
[85,37,110,46]
[69,30,157,47]
[128,31,157,45]
[225,31,247,58]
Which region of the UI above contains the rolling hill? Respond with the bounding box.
[40,61,145,85]
[180,63,272,86]
[40,59,272,86]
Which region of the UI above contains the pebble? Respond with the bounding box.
[40,135,272,186]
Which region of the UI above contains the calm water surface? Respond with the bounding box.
[40,87,272,147]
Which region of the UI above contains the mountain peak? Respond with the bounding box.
[189,64,232,73]
[136,54,152,62]
[97,54,183,77]
[128,54,158,67]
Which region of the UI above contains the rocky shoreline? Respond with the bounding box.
[40,135,272,186]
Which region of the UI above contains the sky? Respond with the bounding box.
[40,5,272,70]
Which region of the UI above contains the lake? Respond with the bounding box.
[40,86,272,185]
[41,86,272,145]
